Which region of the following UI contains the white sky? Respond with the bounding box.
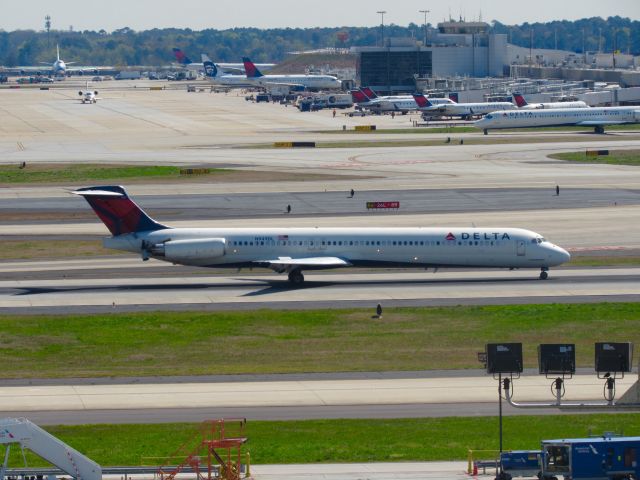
[2,0,639,32]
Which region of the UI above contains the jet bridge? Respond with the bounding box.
[0,418,101,480]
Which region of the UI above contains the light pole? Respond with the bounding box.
[419,10,430,46]
[377,10,387,47]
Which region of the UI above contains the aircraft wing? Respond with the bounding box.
[576,121,627,126]
[254,256,352,268]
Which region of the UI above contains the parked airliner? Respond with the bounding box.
[513,93,588,110]
[202,55,256,88]
[475,106,640,134]
[242,57,342,90]
[73,186,570,284]
[413,94,515,119]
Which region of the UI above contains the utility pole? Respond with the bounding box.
[45,15,51,48]
[612,28,616,70]
[598,27,602,53]
[419,9,430,46]
[377,10,387,47]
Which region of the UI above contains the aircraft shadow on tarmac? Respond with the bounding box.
[11,276,541,297]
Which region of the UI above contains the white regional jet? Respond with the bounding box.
[475,106,640,134]
[73,186,571,284]
[413,94,515,119]
[513,93,588,110]
[242,57,342,90]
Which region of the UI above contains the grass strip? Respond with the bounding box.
[1,304,639,379]
[0,164,233,184]
[8,415,640,466]
[549,149,640,166]
[242,134,637,149]
[0,240,124,260]
[317,124,640,135]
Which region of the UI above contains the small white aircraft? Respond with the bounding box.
[78,89,99,104]
[73,186,570,284]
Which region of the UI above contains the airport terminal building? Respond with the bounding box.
[354,21,508,93]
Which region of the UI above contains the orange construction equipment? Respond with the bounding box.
[158,419,249,480]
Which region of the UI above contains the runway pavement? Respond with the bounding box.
[2,187,639,221]
[0,267,638,314]
[0,373,635,425]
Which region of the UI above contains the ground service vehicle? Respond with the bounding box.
[500,450,542,479]
[542,435,640,480]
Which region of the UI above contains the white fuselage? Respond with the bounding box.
[367,97,454,113]
[440,102,516,117]
[53,59,66,76]
[255,74,342,90]
[81,91,97,103]
[520,101,588,110]
[105,227,569,270]
[475,106,640,131]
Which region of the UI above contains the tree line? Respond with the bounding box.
[0,16,637,67]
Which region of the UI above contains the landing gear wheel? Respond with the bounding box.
[595,125,605,134]
[539,269,549,280]
[288,269,304,285]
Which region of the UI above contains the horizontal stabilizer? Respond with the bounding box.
[255,256,351,267]
[72,189,123,197]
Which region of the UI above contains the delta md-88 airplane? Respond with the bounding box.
[73,186,571,284]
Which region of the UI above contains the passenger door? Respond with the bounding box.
[517,240,526,256]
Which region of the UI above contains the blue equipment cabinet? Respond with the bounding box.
[541,435,640,480]
[500,450,542,478]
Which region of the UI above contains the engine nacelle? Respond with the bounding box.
[154,238,226,261]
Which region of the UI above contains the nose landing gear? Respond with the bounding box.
[539,267,549,280]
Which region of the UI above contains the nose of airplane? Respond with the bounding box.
[553,246,571,265]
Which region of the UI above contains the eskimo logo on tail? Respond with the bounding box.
[513,93,528,107]
[242,57,263,78]
[72,186,169,236]
[172,48,192,65]
[203,61,218,78]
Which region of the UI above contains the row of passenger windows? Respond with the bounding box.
[230,239,505,247]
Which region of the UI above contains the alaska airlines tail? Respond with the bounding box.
[72,186,169,236]
[172,48,193,65]
[360,87,378,99]
[412,93,431,108]
[242,57,263,78]
[202,56,220,78]
[513,93,528,108]
[350,89,369,103]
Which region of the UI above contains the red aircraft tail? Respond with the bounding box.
[513,93,528,107]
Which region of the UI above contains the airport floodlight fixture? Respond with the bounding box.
[485,343,523,377]
[538,344,575,378]
[377,11,387,47]
[595,342,633,379]
[419,10,430,46]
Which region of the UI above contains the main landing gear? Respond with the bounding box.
[288,269,305,285]
[539,267,549,280]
